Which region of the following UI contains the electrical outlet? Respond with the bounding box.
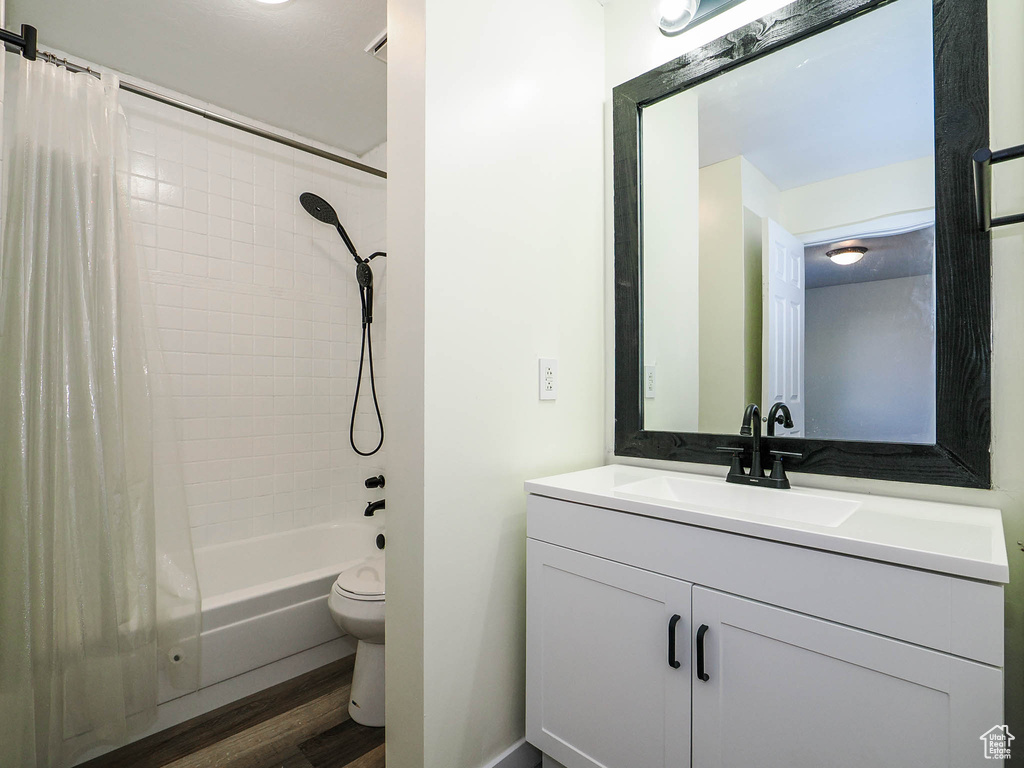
[645,365,656,399]
[539,358,557,400]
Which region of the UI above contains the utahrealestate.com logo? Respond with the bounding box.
[980,725,1014,760]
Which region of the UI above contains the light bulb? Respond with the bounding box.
[826,247,868,266]
[659,0,699,36]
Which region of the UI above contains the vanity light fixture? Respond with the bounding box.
[658,0,699,36]
[826,246,868,266]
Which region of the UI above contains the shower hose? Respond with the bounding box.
[351,293,384,457]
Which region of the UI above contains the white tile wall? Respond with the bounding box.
[120,84,387,547]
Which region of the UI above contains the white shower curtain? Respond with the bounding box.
[0,58,201,767]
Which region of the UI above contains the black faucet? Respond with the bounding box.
[740,403,764,477]
[364,499,385,516]
[766,402,794,436]
[717,403,801,489]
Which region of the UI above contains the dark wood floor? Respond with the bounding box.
[81,656,384,768]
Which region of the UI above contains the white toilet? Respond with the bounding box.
[328,554,385,727]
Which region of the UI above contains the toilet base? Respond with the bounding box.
[348,640,385,727]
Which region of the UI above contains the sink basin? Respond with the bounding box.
[614,475,860,528]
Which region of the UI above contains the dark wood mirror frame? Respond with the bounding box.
[613,0,991,488]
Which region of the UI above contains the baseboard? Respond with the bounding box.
[479,738,542,768]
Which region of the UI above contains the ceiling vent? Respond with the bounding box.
[365,30,387,64]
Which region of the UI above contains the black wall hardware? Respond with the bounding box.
[0,24,37,60]
[376,533,385,550]
[668,614,682,669]
[973,144,1024,232]
[696,625,710,682]
[364,499,385,517]
[365,475,386,489]
[613,0,992,489]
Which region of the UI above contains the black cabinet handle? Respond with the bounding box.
[696,624,710,682]
[668,614,682,669]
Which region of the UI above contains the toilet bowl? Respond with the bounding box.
[328,554,385,727]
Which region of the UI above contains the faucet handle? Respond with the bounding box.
[767,450,802,488]
[716,446,747,478]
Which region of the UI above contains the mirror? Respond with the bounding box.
[641,0,935,442]
[614,0,991,487]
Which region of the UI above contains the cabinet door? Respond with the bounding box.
[526,540,692,768]
[691,587,1003,768]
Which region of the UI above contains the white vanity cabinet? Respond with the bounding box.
[690,587,1002,768]
[525,466,1008,768]
[526,540,692,768]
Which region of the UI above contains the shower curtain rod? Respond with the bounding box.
[2,24,387,180]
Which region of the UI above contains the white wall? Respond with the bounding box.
[642,91,701,432]
[693,156,774,432]
[111,69,388,547]
[384,0,425,762]
[781,156,934,236]
[805,275,935,442]
[604,0,1024,737]
[387,0,606,766]
[697,157,746,432]
[0,0,5,245]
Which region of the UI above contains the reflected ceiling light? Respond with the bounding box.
[254,0,290,4]
[659,0,699,36]
[826,246,868,266]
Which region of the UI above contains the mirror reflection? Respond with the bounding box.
[640,0,935,443]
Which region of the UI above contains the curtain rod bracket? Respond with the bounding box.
[0,23,36,59]
[21,24,36,60]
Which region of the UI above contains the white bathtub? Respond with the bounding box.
[191,521,381,689]
[72,522,381,765]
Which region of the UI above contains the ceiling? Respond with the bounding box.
[9,0,387,156]
[805,226,935,290]
[689,0,933,191]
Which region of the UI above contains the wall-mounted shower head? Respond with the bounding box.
[299,192,360,263]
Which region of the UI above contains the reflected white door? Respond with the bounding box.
[762,218,805,436]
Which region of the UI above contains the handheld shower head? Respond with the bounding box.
[299,192,338,226]
[299,192,360,263]
[299,193,384,455]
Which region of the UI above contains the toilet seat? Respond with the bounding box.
[334,555,385,602]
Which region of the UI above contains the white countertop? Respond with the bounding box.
[525,464,1008,583]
